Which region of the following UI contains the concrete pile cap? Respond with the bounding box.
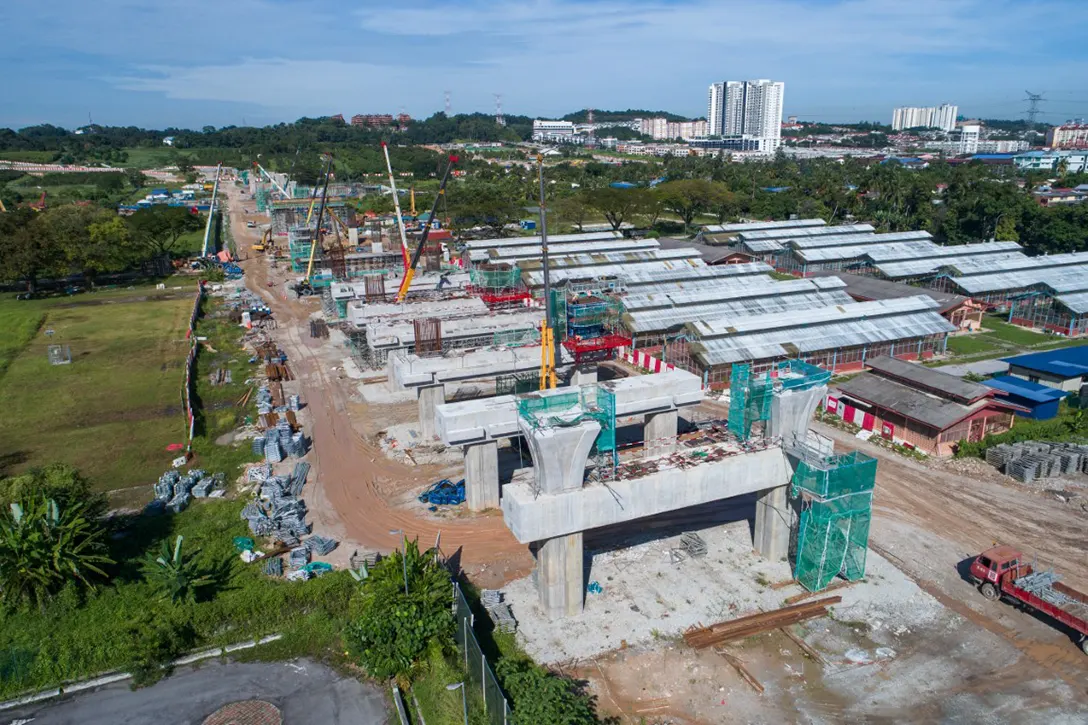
[349,297,488,326]
[366,310,543,349]
[391,344,572,388]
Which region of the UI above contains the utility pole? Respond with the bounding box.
[1024,91,1045,125]
[444,90,452,116]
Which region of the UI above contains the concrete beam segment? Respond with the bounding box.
[753,484,791,561]
[417,384,444,439]
[537,533,584,618]
[502,447,790,543]
[569,366,598,386]
[435,369,704,447]
[644,409,678,456]
[465,440,499,511]
[520,418,600,495]
[768,384,827,447]
[391,346,573,390]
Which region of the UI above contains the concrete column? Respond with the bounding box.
[768,384,827,448]
[570,365,598,386]
[644,409,678,456]
[753,484,790,561]
[520,418,600,494]
[417,384,444,439]
[537,532,584,618]
[464,440,499,511]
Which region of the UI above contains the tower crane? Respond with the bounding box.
[537,154,558,390]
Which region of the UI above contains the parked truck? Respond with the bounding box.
[969,545,1088,654]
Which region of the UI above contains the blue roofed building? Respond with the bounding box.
[983,375,1068,420]
[1002,346,1088,393]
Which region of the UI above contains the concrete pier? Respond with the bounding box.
[521,418,600,495]
[417,384,444,440]
[644,409,678,455]
[537,533,584,618]
[753,484,791,561]
[569,366,598,386]
[464,440,499,511]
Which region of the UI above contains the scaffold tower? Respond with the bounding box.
[468,263,530,309]
[790,448,877,592]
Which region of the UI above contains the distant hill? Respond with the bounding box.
[561,109,691,123]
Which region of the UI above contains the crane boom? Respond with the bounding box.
[537,154,558,390]
[305,154,335,283]
[394,155,458,303]
[252,162,290,198]
[382,142,411,273]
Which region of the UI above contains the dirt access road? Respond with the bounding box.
[223,187,531,586]
[818,422,1088,687]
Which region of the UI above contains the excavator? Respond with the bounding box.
[393,154,458,303]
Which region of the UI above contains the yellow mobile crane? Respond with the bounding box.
[537,153,558,390]
[393,154,458,303]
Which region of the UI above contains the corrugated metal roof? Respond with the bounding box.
[737,223,875,241]
[836,374,994,430]
[690,310,955,366]
[702,218,825,234]
[622,275,847,311]
[741,239,786,253]
[518,248,699,271]
[795,239,1016,264]
[593,262,772,290]
[461,231,621,250]
[521,258,707,288]
[480,239,658,262]
[807,271,969,313]
[865,355,991,401]
[951,263,1088,295]
[624,290,855,334]
[874,251,1024,279]
[689,296,942,339]
[786,230,932,250]
[1055,291,1088,314]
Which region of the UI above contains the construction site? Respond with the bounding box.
[231,163,1088,723]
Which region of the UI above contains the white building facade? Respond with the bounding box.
[706,79,785,152]
[1047,124,1088,149]
[891,104,958,132]
[532,119,576,142]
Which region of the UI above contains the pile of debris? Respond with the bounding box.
[153,469,225,512]
[481,589,517,633]
[684,596,842,650]
[418,478,466,507]
[985,441,1088,483]
[255,384,301,432]
[240,464,311,545]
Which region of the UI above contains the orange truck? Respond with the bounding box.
[969,545,1088,655]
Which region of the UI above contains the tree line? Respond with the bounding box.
[0,205,204,292]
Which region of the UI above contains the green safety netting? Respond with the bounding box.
[727,364,773,440]
[791,452,877,591]
[516,384,617,461]
[469,266,521,290]
[492,328,541,348]
[495,371,540,396]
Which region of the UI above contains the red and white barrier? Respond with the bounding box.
[620,348,675,374]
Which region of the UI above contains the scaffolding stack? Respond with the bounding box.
[790,448,877,592]
[985,441,1088,482]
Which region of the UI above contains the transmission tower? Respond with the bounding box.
[1024,91,1045,125]
[444,90,452,116]
[586,108,595,148]
[494,94,505,127]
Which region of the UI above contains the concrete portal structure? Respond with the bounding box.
[435,370,703,512]
[497,370,830,619]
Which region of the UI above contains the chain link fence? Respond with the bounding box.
[453,582,512,725]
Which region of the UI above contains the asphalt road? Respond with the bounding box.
[3,659,388,725]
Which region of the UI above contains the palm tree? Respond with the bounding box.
[145,535,213,605]
[0,496,112,608]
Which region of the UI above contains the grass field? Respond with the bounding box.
[945,334,1002,356]
[0,283,197,495]
[980,315,1051,346]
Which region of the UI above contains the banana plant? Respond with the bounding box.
[146,535,213,604]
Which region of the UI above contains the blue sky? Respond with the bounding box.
[2,0,1087,130]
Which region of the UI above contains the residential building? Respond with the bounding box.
[639,118,707,140]
[532,119,576,142]
[1046,123,1088,149]
[707,83,725,136]
[706,79,785,152]
[891,104,958,132]
[958,123,981,155]
[351,114,395,127]
[1013,150,1088,174]
[1003,347,1088,392]
[828,356,1023,457]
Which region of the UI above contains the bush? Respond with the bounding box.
[346,540,453,680]
[0,463,105,518]
[496,656,604,724]
[122,606,195,688]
